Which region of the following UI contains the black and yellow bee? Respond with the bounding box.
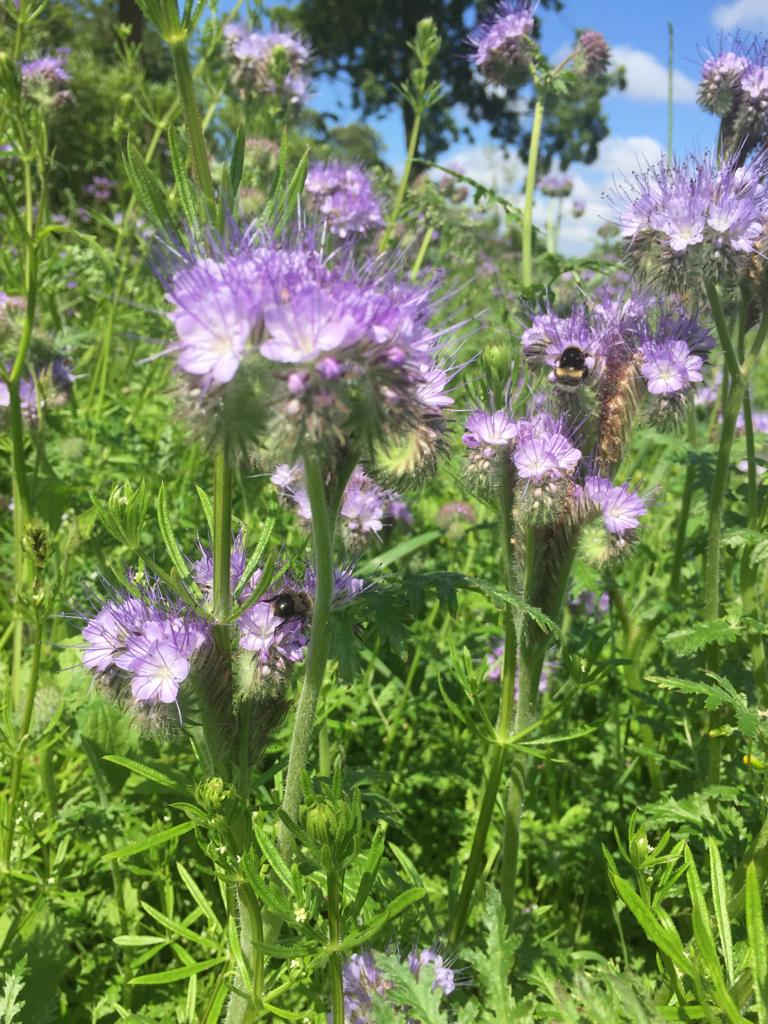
[554,346,589,387]
[271,590,313,623]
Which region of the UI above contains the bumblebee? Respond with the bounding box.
[271,590,313,622]
[554,346,589,387]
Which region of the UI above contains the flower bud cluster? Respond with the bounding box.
[611,150,768,291]
[469,1,536,84]
[538,173,573,198]
[160,229,457,469]
[575,30,611,76]
[272,462,412,549]
[21,49,73,105]
[698,37,768,152]
[222,23,310,106]
[304,162,383,238]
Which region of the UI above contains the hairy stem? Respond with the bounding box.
[381,109,422,251]
[278,449,336,857]
[521,97,544,288]
[170,41,215,203]
[328,867,345,1024]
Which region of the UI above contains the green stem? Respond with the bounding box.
[449,482,516,945]
[170,41,215,203]
[2,613,42,869]
[213,449,233,626]
[669,405,697,593]
[225,881,263,1024]
[381,109,422,251]
[740,386,768,699]
[409,224,433,280]
[278,449,335,857]
[521,97,544,288]
[328,868,345,1024]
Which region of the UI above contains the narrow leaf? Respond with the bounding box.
[746,862,768,1024]
[157,484,193,583]
[129,956,225,986]
[104,821,196,861]
[708,837,735,986]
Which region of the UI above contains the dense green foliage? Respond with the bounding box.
[2,2,768,1023]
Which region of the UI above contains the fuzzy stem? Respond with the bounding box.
[225,881,263,1024]
[2,611,42,869]
[449,480,516,945]
[170,41,215,203]
[669,406,697,593]
[521,97,545,288]
[278,449,335,857]
[328,868,345,1024]
[381,110,422,251]
[213,449,233,627]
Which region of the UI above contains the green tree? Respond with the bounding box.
[285,0,621,168]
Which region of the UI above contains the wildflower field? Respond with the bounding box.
[5,0,768,1019]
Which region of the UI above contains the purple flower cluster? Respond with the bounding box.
[305,162,383,238]
[538,173,573,198]
[21,49,73,105]
[699,37,768,148]
[576,30,611,76]
[462,402,646,538]
[522,298,713,403]
[612,151,768,286]
[341,948,454,1022]
[0,358,75,423]
[223,23,310,105]
[84,176,115,203]
[272,462,411,547]
[81,587,208,708]
[162,231,456,459]
[469,1,536,83]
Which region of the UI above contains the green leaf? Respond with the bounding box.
[195,486,215,537]
[233,518,275,599]
[344,887,425,949]
[124,138,174,233]
[708,837,735,986]
[604,850,689,974]
[252,817,293,891]
[461,889,519,1024]
[229,127,245,192]
[168,126,201,240]
[139,901,216,950]
[128,956,226,986]
[113,934,167,947]
[102,755,190,794]
[350,826,385,919]
[684,848,741,1024]
[104,821,196,861]
[746,862,768,1024]
[373,953,447,1024]
[358,531,441,574]
[177,861,222,934]
[662,620,741,656]
[157,484,193,584]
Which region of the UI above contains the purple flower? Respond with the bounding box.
[238,599,307,666]
[639,340,704,395]
[583,477,647,535]
[305,162,383,237]
[81,591,207,706]
[577,30,610,76]
[224,24,311,104]
[407,949,455,996]
[469,1,536,83]
[513,414,581,481]
[21,49,71,85]
[462,409,518,454]
[572,199,586,217]
[84,175,115,202]
[538,173,573,198]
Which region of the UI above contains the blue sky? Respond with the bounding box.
[265,0,768,251]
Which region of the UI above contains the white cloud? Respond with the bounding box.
[712,0,768,30]
[612,45,697,104]
[443,134,665,258]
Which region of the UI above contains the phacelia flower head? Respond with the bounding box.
[84,175,115,203]
[21,49,71,85]
[160,228,456,467]
[469,1,536,84]
[611,150,768,289]
[81,586,208,713]
[576,30,611,76]
[224,23,311,105]
[582,476,647,535]
[698,36,768,152]
[639,339,704,396]
[513,413,581,482]
[538,173,573,198]
[305,162,383,238]
[340,947,455,1022]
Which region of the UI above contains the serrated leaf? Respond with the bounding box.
[708,838,735,986]
[662,620,741,656]
[168,126,201,240]
[124,138,173,233]
[350,827,385,919]
[746,862,768,1024]
[233,518,275,599]
[252,817,293,891]
[195,486,214,537]
[104,821,196,861]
